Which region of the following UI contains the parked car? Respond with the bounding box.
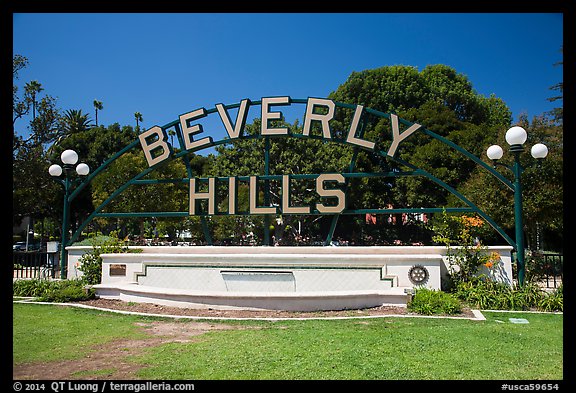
[13,241,40,251]
[13,242,26,251]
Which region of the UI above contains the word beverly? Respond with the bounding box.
[138,96,423,167]
[137,96,424,217]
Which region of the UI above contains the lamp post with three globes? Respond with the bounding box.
[48,149,90,279]
[486,126,548,286]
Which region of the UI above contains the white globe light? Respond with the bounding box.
[487,145,504,160]
[61,149,79,165]
[505,126,527,146]
[76,163,90,176]
[48,164,63,177]
[531,143,549,159]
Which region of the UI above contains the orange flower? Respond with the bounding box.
[461,215,484,227]
[484,261,494,269]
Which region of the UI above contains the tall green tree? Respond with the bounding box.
[134,112,143,130]
[328,64,511,211]
[24,80,43,120]
[457,114,562,250]
[13,56,63,236]
[13,55,61,148]
[93,100,103,126]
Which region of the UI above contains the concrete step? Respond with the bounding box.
[94,282,410,312]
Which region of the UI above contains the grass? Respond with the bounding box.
[12,303,151,364]
[13,303,563,380]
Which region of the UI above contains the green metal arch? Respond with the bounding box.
[68,98,515,248]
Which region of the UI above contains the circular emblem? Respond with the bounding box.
[408,265,429,285]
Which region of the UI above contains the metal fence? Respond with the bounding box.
[13,251,60,279]
[527,251,563,289]
[541,252,563,289]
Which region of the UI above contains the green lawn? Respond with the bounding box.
[13,303,150,364]
[13,303,563,380]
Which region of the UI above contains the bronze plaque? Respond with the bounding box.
[109,264,126,276]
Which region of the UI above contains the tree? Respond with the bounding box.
[13,55,61,148]
[456,114,563,250]
[93,100,103,126]
[13,56,64,240]
[59,109,93,136]
[89,150,188,238]
[210,118,353,245]
[13,55,30,125]
[24,80,44,120]
[50,123,139,173]
[46,123,141,236]
[13,142,61,228]
[546,46,563,124]
[327,64,511,214]
[134,112,143,130]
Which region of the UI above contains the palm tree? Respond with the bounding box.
[134,112,143,130]
[168,129,176,146]
[24,80,43,120]
[60,109,93,136]
[48,109,93,155]
[93,100,103,126]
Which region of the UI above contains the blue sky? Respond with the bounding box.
[13,13,563,146]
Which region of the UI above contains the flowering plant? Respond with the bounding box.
[430,210,501,284]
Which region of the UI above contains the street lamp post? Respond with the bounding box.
[49,149,90,279]
[486,126,548,286]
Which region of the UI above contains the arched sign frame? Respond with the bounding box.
[65,97,516,250]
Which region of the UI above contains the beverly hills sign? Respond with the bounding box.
[138,96,423,217]
[60,94,519,293]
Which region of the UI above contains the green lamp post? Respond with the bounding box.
[48,149,90,279]
[486,126,548,286]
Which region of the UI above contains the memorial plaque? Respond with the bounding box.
[110,264,126,276]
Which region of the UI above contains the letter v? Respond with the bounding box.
[387,114,422,157]
[216,99,251,139]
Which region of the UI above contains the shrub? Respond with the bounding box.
[538,285,563,312]
[39,280,95,302]
[452,277,561,311]
[78,251,104,286]
[77,231,140,285]
[429,210,500,284]
[408,288,462,315]
[12,279,95,302]
[13,279,53,297]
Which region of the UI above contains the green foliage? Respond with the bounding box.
[429,209,562,312]
[12,279,95,302]
[537,285,563,312]
[407,288,462,315]
[429,210,500,284]
[452,277,562,311]
[78,231,134,285]
[59,109,93,135]
[38,280,95,302]
[327,64,510,215]
[13,278,54,297]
